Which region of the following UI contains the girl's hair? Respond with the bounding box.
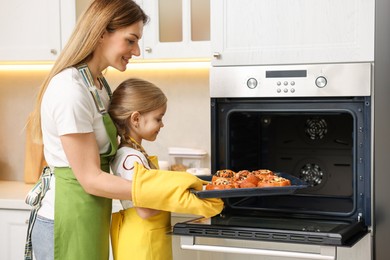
[108,78,167,169]
[28,0,149,143]
[108,78,167,143]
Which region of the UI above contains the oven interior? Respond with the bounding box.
[226,110,356,216]
[174,97,371,246]
[211,97,371,222]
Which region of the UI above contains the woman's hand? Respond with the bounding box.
[131,162,224,218]
[60,132,133,200]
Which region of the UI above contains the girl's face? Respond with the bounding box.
[131,104,167,144]
[98,21,144,71]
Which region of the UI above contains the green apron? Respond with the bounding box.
[53,65,118,260]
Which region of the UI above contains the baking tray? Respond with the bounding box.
[192,172,308,198]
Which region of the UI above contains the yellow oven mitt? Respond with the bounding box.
[132,162,224,218]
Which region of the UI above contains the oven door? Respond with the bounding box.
[172,212,370,260]
[172,214,370,260]
[174,230,371,260]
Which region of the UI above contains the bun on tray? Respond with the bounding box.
[206,169,291,190]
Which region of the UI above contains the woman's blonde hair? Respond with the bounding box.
[108,78,167,143]
[28,0,149,143]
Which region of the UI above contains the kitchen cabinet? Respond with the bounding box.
[0,0,75,61]
[139,0,211,60]
[210,0,375,66]
[0,209,30,260]
[76,0,211,60]
[0,181,33,260]
[0,0,210,62]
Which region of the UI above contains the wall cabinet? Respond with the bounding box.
[138,0,211,60]
[0,209,30,260]
[0,0,210,62]
[77,0,211,60]
[0,0,75,61]
[211,0,375,66]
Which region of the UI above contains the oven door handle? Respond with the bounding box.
[180,236,336,260]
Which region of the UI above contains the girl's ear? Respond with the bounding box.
[130,111,141,128]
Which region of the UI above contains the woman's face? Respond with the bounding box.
[98,21,144,71]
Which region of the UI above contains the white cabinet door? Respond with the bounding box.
[0,209,30,260]
[0,0,75,61]
[211,0,375,66]
[140,0,211,60]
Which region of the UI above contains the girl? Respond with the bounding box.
[108,78,171,260]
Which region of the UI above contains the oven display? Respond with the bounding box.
[266,70,307,78]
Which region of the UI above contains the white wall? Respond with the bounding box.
[0,63,211,181]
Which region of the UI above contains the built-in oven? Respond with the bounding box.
[173,63,373,260]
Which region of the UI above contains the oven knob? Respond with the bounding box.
[315,76,327,88]
[247,78,258,89]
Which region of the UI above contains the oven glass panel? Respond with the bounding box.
[228,112,353,197]
[173,214,367,246]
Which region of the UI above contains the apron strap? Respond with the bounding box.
[24,166,53,260]
[76,63,118,160]
[76,64,112,114]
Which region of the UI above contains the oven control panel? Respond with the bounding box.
[210,63,371,97]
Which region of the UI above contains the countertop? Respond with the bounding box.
[0,181,34,210]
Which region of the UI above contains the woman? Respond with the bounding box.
[26,0,223,259]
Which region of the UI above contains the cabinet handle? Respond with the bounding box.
[50,49,58,55]
[213,52,222,59]
[145,47,152,53]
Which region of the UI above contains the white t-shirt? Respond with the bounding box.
[111,147,151,209]
[38,67,111,219]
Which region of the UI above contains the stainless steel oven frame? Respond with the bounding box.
[173,63,375,260]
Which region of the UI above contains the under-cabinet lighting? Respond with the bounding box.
[0,63,53,71]
[124,60,210,70]
[0,60,211,71]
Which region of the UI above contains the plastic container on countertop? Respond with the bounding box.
[186,167,211,176]
[168,147,210,175]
